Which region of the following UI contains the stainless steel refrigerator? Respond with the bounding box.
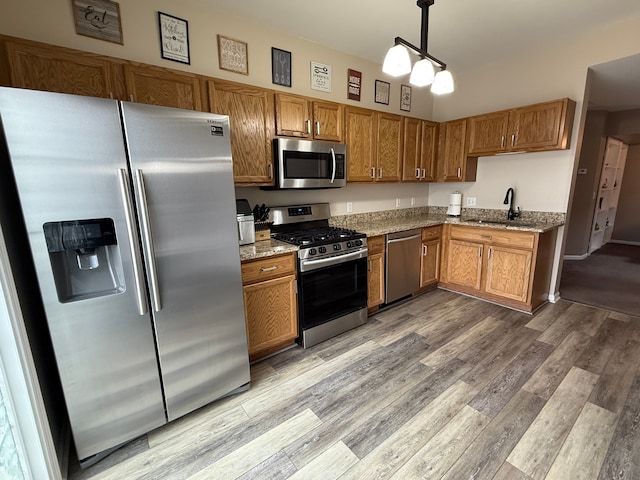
[0,87,250,464]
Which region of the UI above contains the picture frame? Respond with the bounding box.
[347,69,362,101]
[217,35,249,75]
[271,48,292,87]
[311,61,332,92]
[158,12,190,64]
[71,0,123,44]
[375,80,390,105]
[400,84,412,111]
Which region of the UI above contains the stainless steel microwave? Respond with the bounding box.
[272,138,347,189]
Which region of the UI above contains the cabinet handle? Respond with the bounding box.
[268,163,273,179]
[368,260,372,272]
[109,92,114,99]
[378,167,383,178]
[423,245,428,256]
[316,121,320,136]
[478,246,482,258]
[129,94,134,102]
[501,135,505,148]
[488,248,492,259]
[511,134,515,147]
[306,119,311,134]
[457,167,461,178]
[416,168,421,179]
[371,167,376,179]
[421,168,426,179]
[480,234,491,239]
[260,266,277,272]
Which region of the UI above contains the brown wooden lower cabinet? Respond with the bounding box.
[367,235,385,310]
[241,253,297,362]
[420,226,441,290]
[439,224,556,312]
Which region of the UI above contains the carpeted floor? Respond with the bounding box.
[561,243,640,317]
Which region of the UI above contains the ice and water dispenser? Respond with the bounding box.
[43,218,125,302]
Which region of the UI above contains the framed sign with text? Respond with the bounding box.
[72,0,123,44]
[347,69,362,101]
[311,61,332,92]
[400,84,412,111]
[272,48,292,87]
[375,80,390,105]
[217,35,249,75]
[158,12,190,64]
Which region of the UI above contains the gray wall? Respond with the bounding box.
[565,111,608,256]
[613,144,640,242]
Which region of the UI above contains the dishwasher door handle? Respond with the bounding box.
[387,234,421,245]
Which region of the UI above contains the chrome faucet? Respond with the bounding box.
[503,187,521,220]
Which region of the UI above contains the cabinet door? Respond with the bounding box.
[243,274,297,360]
[123,64,201,110]
[313,100,343,142]
[484,245,532,302]
[402,117,422,182]
[510,100,565,151]
[4,39,121,99]
[345,106,376,182]
[420,239,440,288]
[468,111,509,155]
[420,121,438,181]
[275,93,310,138]
[445,239,483,290]
[208,79,275,185]
[439,119,469,181]
[376,112,403,182]
[367,252,385,308]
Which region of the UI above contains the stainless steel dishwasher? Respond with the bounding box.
[385,228,422,303]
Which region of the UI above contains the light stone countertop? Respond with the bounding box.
[239,239,298,262]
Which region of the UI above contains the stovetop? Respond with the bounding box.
[272,227,365,248]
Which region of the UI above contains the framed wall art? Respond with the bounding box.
[347,69,362,101]
[158,12,190,64]
[311,61,332,92]
[71,0,123,44]
[217,35,248,75]
[374,80,390,105]
[272,48,292,87]
[400,84,412,111]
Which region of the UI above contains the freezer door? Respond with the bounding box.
[0,88,166,460]
[120,102,250,420]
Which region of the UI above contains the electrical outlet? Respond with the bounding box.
[395,198,401,208]
[346,202,353,213]
[466,197,477,207]
[411,197,416,206]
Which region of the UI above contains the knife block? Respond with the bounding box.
[254,221,272,241]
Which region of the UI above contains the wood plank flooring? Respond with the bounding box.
[69,289,640,480]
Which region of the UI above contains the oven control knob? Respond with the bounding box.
[309,248,317,256]
[333,244,341,251]
[319,246,326,254]
[355,239,363,247]
[347,241,354,248]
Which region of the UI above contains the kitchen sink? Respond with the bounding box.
[463,218,537,228]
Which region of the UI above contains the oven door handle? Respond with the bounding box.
[330,147,336,184]
[300,248,368,272]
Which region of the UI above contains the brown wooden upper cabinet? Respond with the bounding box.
[275,93,343,142]
[207,79,275,186]
[402,117,438,182]
[123,64,202,111]
[467,98,575,155]
[345,106,403,183]
[437,118,477,182]
[1,36,124,99]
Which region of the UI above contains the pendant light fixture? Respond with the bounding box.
[382,0,454,94]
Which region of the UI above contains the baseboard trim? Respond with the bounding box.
[548,292,561,303]
[611,240,640,246]
[564,254,589,260]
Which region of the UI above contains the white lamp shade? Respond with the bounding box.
[382,44,411,77]
[431,70,454,94]
[409,59,435,87]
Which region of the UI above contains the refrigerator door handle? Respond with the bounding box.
[118,169,148,315]
[134,169,162,312]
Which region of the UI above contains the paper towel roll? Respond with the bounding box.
[447,192,462,216]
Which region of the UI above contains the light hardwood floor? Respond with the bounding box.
[70,289,640,480]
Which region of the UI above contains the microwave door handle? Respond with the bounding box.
[330,148,336,184]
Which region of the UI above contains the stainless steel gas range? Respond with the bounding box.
[270,203,368,348]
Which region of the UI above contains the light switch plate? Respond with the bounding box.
[346,202,353,213]
[466,197,477,206]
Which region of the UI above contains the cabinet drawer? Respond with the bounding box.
[422,225,442,240]
[368,235,385,255]
[449,226,534,249]
[241,253,296,285]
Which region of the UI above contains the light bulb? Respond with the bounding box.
[409,59,435,87]
[431,70,454,94]
[382,44,411,77]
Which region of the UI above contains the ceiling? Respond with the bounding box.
[212,0,640,112]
